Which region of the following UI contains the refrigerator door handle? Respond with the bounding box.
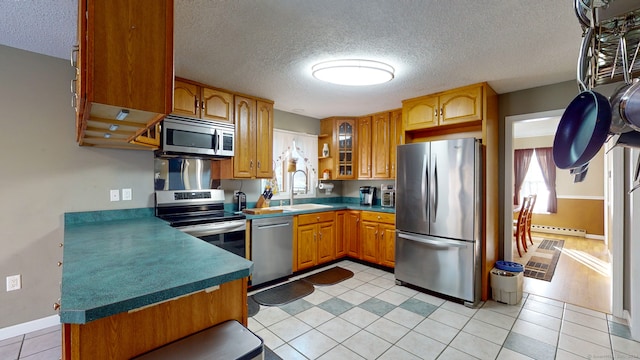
[422,153,428,223]
[398,232,467,248]
[432,157,438,221]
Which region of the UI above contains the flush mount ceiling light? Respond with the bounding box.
[312,59,395,86]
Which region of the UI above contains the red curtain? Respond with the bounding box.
[514,149,534,205]
[535,147,558,213]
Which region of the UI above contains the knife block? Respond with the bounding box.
[255,195,270,208]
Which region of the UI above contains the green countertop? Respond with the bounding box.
[60,212,253,324]
[241,203,395,219]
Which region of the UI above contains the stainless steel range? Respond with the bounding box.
[155,189,247,258]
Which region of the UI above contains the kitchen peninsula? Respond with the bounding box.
[59,209,253,359]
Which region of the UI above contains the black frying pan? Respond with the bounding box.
[553,27,612,170]
[553,91,611,169]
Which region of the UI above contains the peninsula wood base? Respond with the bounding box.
[62,278,248,360]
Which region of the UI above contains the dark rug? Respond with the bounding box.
[252,279,315,306]
[247,295,260,317]
[524,239,564,282]
[303,266,354,286]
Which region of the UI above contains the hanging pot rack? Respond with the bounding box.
[578,0,640,87]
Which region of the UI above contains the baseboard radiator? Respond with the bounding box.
[531,224,586,237]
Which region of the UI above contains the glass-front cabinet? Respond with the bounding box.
[319,117,357,180]
[335,119,356,179]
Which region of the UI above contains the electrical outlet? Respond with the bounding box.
[110,189,120,201]
[6,275,21,291]
[122,188,132,201]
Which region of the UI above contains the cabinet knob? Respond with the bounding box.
[57,261,63,267]
[59,243,63,247]
[53,302,60,311]
[317,216,320,221]
[257,161,261,169]
[377,216,381,220]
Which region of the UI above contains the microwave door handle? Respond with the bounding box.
[212,129,219,154]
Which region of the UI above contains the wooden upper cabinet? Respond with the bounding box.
[89,0,172,114]
[173,80,200,118]
[75,0,173,150]
[357,116,372,179]
[218,96,273,179]
[402,83,483,131]
[439,85,482,126]
[255,100,274,178]
[233,96,256,178]
[403,95,439,130]
[173,79,234,123]
[371,112,390,179]
[389,109,403,177]
[330,118,357,180]
[202,88,234,122]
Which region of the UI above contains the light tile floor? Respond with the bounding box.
[1,259,639,359]
[249,260,640,360]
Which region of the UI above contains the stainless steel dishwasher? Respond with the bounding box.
[250,216,293,286]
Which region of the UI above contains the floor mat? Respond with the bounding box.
[247,295,260,317]
[252,279,315,306]
[303,266,354,286]
[524,239,564,282]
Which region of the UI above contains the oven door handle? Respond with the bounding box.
[177,220,246,237]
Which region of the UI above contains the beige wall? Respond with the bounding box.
[0,45,156,328]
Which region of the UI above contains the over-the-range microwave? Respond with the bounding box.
[156,115,234,158]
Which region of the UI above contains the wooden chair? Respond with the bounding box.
[524,194,537,247]
[514,196,531,257]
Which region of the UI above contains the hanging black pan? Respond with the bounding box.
[553,27,612,170]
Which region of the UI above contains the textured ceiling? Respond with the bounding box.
[0,0,584,119]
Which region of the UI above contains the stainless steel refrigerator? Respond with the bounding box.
[395,138,482,307]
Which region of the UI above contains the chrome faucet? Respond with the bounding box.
[290,169,308,206]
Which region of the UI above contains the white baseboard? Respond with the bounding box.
[586,234,605,241]
[0,315,60,341]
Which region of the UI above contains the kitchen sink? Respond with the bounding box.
[271,203,333,211]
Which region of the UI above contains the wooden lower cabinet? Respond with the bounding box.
[336,210,360,259]
[294,212,335,271]
[294,210,393,271]
[62,278,247,360]
[360,212,396,267]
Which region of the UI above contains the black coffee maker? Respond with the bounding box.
[359,186,376,206]
[235,191,246,212]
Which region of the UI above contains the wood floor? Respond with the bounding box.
[512,232,611,314]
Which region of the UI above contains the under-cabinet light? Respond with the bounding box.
[104,133,111,139]
[115,109,129,120]
[109,124,119,131]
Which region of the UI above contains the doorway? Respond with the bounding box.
[504,110,619,314]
